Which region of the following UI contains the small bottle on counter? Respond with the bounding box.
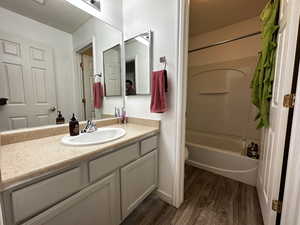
[121,107,128,124]
[69,113,79,136]
[247,142,259,159]
[56,111,65,124]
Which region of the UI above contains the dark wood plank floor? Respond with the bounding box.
[121,165,264,225]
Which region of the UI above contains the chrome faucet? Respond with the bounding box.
[82,120,97,133]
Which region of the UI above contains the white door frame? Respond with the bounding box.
[280,65,300,225]
[73,37,97,121]
[172,0,190,208]
[279,1,300,224]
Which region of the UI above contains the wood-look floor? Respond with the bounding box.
[121,165,264,225]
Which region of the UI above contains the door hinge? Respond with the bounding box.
[283,94,296,108]
[272,200,282,213]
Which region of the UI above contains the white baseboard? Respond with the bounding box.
[156,189,173,205]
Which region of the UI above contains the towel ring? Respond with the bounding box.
[160,56,167,70]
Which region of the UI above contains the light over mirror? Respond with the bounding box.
[0,0,123,132]
[125,32,152,96]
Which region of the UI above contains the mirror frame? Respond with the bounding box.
[124,30,153,96]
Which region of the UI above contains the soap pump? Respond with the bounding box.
[56,111,65,124]
[69,113,79,136]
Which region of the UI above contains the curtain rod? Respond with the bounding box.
[188,31,261,53]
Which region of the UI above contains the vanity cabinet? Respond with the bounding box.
[1,135,159,225]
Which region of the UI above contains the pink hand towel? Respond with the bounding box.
[150,70,168,113]
[93,82,103,109]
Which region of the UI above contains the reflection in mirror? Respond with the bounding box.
[0,0,123,131]
[103,45,122,97]
[125,32,152,96]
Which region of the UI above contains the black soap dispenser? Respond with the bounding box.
[69,113,79,136]
[56,111,65,124]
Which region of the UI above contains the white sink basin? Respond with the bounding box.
[61,128,126,146]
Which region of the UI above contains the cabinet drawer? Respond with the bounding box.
[12,167,82,224]
[89,143,139,182]
[140,136,158,155]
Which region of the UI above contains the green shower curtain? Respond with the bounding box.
[251,0,280,128]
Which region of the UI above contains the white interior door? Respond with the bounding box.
[256,0,298,225]
[82,54,94,120]
[103,46,121,96]
[0,32,57,131]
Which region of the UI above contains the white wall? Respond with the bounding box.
[189,17,261,51]
[187,17,262,143]
[98,0,123,30]
[0,6,76,118]
[72,17,123,118]
[65,0,123,30]
[123,0,179,202]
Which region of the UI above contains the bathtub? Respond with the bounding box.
[186,131,258,186]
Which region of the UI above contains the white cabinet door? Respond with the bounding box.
[23,172,121,225]
[121,150,158,219]
[0,32,57,131]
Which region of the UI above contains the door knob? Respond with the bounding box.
[49,106,57,112]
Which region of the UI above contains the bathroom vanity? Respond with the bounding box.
[0,119,159,225]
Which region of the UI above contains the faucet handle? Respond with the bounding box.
[82,120,97,133]
[91,121,97,129]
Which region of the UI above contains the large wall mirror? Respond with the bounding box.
[125,31,152,96]
[0,0,123,131]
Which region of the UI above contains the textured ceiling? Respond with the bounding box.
[189,0,269,36]
[0,0,92,33]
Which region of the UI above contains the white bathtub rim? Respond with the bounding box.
[186,141,258,162]
[186,160,258,186]
[186,159,258,174]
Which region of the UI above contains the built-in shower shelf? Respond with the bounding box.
[198,90,229,95]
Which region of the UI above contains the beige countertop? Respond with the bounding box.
[0,123,159,190]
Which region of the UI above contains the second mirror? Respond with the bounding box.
[125,31,152,96]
